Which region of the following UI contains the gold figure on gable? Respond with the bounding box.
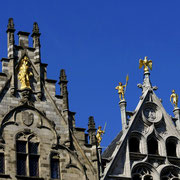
[170,90,178,108]
[115,74,129,101]
[18,56,33,90]
[139,56,152,72]
[96,126,105,147]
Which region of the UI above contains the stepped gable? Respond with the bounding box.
[0,18,100,180]
[101,58,180,180]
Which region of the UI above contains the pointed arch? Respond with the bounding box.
[0,105,59,146]
[16,131,40,177]
[147,136,159,155]
[147,129,165,156]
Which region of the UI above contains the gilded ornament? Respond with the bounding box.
[170,90,178,108]
[18,56,33,90]
[115,74,129,101]
[96,123,106,147]
[139,56,152,72]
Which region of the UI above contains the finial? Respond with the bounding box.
[96,123,106,147]
[32,22,39,34]
[88,116,95,129]
[60,69,67,82]
[115,74,129,101]
[139,56,152,73]
[7,18,15,30]
[170,90,178,109]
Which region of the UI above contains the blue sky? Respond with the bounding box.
[0,0,180,148]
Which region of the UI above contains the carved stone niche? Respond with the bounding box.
[142,102,163,125]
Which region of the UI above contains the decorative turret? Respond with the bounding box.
[31,22,41,49]
[88,116,96,145]
[59,69,69,110]
[6,18,15,58]
[115,75,129,131]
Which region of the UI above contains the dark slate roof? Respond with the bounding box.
[102,131,123,159]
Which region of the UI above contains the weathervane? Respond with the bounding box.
[115,74,129,101]
[139,56,152,73]
[170,90,178,109]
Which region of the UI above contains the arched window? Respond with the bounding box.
[147,137,158,155]
[132,166,153,180]
[16,132,39,177]
[129,137,140,153]
[50,153,60,179]
[166,138,177,157]
[161,166,180,180]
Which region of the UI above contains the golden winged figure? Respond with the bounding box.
[139,56,152,73]
[170,90,178,108]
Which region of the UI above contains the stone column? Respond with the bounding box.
[97,147,102,178]
[119,100,127,131]
[173,107,180,131]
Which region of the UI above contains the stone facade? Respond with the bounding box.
[0,18,100,180]
[101,70,180,179]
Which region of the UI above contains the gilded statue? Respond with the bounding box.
[18,56,33,90]
[115,74,129,101]
[96,126,105,147]
[170,90,178,108]
[139,56,152,72]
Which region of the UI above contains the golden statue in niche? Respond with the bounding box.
[18,56,33,90]
[170,90,178,108]
[96,126,105,147]
[115,74,129,101]
[139,56,152,72]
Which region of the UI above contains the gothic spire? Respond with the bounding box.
[60,69,68,82]
[59,69,69,110]
[32,22,40,34]
[88,116,96,145]
[7,18,15,31]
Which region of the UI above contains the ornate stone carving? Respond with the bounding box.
[22,111,34,126]
[142,102,163,125]
[19,89,34,106]
[144,108,156,122]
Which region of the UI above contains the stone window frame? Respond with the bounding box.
[166,136,180,158]
[50,152,60,179]
[147,136,159,155]
[160,165,180,180]
[146,132,165,156]
[129,132,146,154]
[16,132,40,178]
[132,162,159,180]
